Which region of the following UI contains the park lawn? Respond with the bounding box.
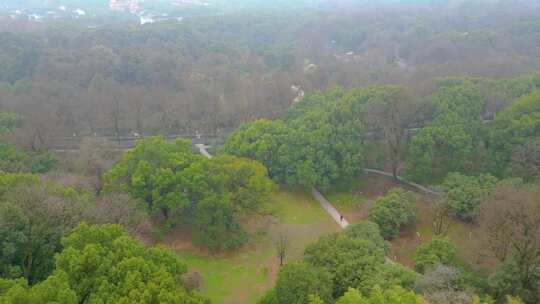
[165,188,340,304]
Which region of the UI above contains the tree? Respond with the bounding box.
[431,80,485,122]
[510,138,540,182]
[405,80,486,183]
[0,183,89,283]
[414,264,473,304]
[105,136,274,250]
[224,119,289,184]
[405,112,474,183]
[276,233,289,266]
[304,233,386,298]
[336,286,426,304]
[54,223,206,304]
[0,272,77,304]
[489,91,540,176]
[345,221,389,253]
[477,185,540,303]
[104,136,200,219]
[0,141,28,173]
[269,263,333,304]
[225,86,366,191]
[414,237,460,274]
[0,112,22,134]
[77,136,119,192]
[0,223,207,304]
[361,86,420,180]
[368,189,416,239]
[441,173,498,221]
[432,199,451,236]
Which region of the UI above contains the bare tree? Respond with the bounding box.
[276,233,289,267]
[363,87,420,180]
[432,200,451,236]
[477,185,540,302]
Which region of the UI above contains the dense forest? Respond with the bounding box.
[0,0,540,304]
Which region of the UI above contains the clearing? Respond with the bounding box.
[160,188,340,304]
[324,175,483,269]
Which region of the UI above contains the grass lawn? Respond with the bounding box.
[162,188,340,304]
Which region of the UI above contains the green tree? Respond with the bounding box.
[223,119,289,184]
[441,173,498,221]
[0,142,29,173]
[267,263,333,304]
[405,112,474,183]
[304,234,386,298]
[0,272,77,304]
[106,136,274,250]
[368,189,416,239]
[414,237,460,274]
[225,86,366,191]
[104,136,198,219]
[489,91,540,176]
[0,113,22,135]
[54,223,205,304]
[0,183,90,283]
[345,221,389,253]
[336,286,426,304]
[405,80,486,183]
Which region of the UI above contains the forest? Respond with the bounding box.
[0,0,540,304]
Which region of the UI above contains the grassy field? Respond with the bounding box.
[161,188,340,304]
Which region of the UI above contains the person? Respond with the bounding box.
[340,215,344,222]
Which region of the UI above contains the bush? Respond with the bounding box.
[368,189,416,239]
[414,237,460,273]
[345,221,389,253]
[30,152,58,173]
[266,263,333,304]
[442,173,497,221]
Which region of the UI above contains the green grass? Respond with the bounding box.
[325,192,366,207]
[170,189,340,304]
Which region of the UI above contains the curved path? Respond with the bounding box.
[363,169,440,196]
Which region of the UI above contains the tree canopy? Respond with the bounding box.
[0,223,207,304]
[105,136,274,250]
[368,189,416,239]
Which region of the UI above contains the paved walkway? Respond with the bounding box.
[311,188,349,229]
[195,144,213,159]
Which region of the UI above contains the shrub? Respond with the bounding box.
[368,189,416,239]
